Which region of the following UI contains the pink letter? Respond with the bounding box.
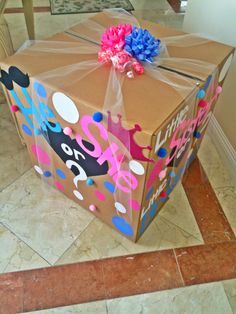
[76,115,108,158]
[113,170,138,193]
[97,143,120,176]
[165,121,186,165]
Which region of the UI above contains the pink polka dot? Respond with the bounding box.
[129,199,141,211]
[54,181,64,191]
[31,144,50,165]
[95,190,106,201]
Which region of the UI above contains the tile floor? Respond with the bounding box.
[0,0,236,313]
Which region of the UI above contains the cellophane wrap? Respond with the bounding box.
[3,9,222,240]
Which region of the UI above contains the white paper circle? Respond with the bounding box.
[129,160,145,175]
[73,190,84,200]
[219,54,233,82]
[34,165,43,175]
[52,92,79,123]
[115,202,127,214]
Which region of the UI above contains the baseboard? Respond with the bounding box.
[207,114,236,185]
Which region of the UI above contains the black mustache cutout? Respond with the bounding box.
[42,122,109,178]
[0,66,30,90]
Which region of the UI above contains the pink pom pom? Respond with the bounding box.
[63,127,72,136]
[89,204,96,212]
[216,85,222,94]
[10,105,19,113]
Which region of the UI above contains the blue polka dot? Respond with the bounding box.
[56,168,66,179]
[194,131,201,139]
[196,89,205,99]
[93,112,103,122]
[112,216,133,237]
[169,171,176,178]
[21,124,32,136]
[146,186,154,201]
[204,75,212,91]
[157,147,168,158]
[33,82,47,98]
[43,171,51,177]
[104,181,116,193]
[86,178,94,186]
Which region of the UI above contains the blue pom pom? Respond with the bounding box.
[194,131,201,139]
[86,178,94,186]
[197,89,205,99]
[43,171,51,177]
[157,147,168,158]
[124,27,161,63]
[93,112,103,122]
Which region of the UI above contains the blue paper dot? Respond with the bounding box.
[93,112,103,122]
[56,168,66,179]
[146,186,154,201]
[43,171,51,177]
[86,178,94,186]
[157,147,168,158]
[194,131,201,139]
[204,75,212,91]
[33,82,47,98]
[104,181,116,193]
[21,124,32,136]
[197,89,205,99]
[112,216,133,237]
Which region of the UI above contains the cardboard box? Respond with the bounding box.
[0,12,234,241]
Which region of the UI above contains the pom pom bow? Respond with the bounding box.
[98,24,161,77]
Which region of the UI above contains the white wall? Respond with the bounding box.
[183,0,236,149]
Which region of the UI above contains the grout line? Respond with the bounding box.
[0,167,32,193]
[159,215,204,243]
[0,221,52,268]
[221,281,235,314]
[53,216,96,266]
[173,249,185,286]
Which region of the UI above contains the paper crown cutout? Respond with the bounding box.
[107,111,153,162]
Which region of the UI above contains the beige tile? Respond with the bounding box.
[6,0,50,8]
[107,282,233,314]
[0,103,32,191]
[21,300,107,314]
[56,208,202,265]
[198,133,235,188]
[134,11,184,30]
[198,134,236,235]
[223,279,236,313]
[160,183,203,241]
[57,181,202,265]
[214,185,236,235]
[0,169,94,264]
[6,11,93,51]
[131,0,172,10]
[0,223,49,273]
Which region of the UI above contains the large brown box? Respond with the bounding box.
[0,12,234,241]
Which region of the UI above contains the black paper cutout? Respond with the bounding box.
[42,122,109,177]
[0,66,29,90]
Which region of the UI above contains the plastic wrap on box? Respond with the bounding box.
[0,9,234,241]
